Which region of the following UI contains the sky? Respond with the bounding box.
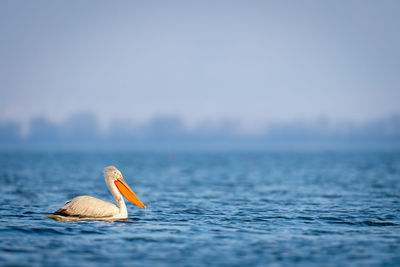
[1,0,399,130]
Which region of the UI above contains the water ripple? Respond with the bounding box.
[0,151,399,266]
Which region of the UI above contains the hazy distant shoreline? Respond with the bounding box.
[1,114,399,150]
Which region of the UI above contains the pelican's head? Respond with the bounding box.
[104,166,146,209]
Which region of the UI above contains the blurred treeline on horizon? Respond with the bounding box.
[1,113,400,150]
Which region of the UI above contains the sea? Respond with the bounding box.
[0,150,399,266]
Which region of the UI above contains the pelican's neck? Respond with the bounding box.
[106,177,127,217]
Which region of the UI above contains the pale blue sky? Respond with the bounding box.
[1,1,399,129]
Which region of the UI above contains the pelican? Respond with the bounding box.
[45,166,146,221]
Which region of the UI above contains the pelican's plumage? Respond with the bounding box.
[45,166,146,221]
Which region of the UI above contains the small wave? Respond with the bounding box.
[6,226,66,235]
[297,216,314,221]
[319,216,398,227]
[307,229,337,235]
[243,215,290,222]
[360,221,397,226]
[11,214,32,218]
[183,208,204,215]
[112,218,142,223]
[2,247,36,253]
[321,194,342,199]
[123,237,157,242]
[23,211,36,214]
[31,227,67,235]
[319,216,356,225]
[80,229,104,234]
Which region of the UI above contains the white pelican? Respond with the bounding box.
[45,166,146,221]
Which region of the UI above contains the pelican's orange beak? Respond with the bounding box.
[114,179,146,209]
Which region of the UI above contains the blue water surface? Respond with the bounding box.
[0,151,399,266]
